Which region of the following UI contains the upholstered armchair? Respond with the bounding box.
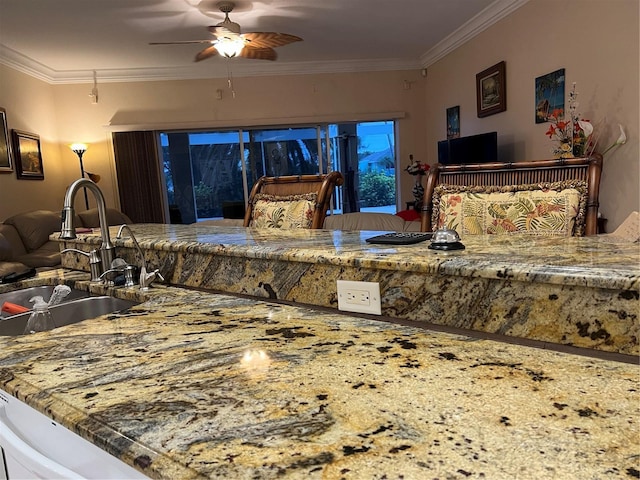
[244,172,344,229]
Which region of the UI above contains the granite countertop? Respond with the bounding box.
[0,273,638,479]
[60,224,640,291]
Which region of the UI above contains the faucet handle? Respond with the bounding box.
[139,267,164,290]
[153,270,165,283]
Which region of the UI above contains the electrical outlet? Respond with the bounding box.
[337,280,381,315]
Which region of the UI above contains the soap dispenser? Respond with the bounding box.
[23,296,55,334]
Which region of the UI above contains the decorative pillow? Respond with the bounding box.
[3,210,62,251]
[432,181,588,237]
[396,209,421,222]
[78,208,132,227]
[250,193,317,229]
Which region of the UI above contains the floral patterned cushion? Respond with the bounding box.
[250,193,317,229]
[432,180,588,237]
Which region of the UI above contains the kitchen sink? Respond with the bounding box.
[0,296,139,336]
[0,286,89,318]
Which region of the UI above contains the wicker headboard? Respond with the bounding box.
[420,155,603,235]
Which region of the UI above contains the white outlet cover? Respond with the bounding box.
[337,280,382,315]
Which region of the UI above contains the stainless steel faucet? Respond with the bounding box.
[60,248,103,282]
[60,178,116,273]
[116,224,164,290]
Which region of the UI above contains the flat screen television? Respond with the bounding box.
[437,131,498,165]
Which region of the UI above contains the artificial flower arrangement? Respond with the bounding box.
[545,82,626,159]
[405,154,430,175]
[405,154,430,209]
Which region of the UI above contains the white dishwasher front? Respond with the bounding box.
[0,390,149,479]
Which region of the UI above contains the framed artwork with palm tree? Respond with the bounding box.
[535,68,565,124]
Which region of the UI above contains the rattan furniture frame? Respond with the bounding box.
[244,172,344,229]
[420,155,603,235]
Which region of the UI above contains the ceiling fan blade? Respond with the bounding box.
[240,46,278,61]
[155,3,302,63]
[195,45,219,62]
[242,32,302,49]
[149,40,213,45]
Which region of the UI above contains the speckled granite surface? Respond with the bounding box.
[58,225,639,290]
[56,225,640,354]
[0,276,638,479]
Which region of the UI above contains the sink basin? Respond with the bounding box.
[0,296,139,336]
[0,286,89,318]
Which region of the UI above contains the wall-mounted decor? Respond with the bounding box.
[535,68,565,124]
[446,106,460,139]
[12,130,44,180]
[476,61,506,118]
[0,108,12,173]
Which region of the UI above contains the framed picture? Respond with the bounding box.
[12,129,44,180]
[446,106,460,139]
[476,61,506,118]
[535,68,565,124]
[0,108,12,173]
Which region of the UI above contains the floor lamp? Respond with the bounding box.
[70,143,90,210]
[70,144,102,210]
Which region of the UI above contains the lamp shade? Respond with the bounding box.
[70,143,88,156]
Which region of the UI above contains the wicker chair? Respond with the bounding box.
[244,172,344,229]
[421,155,603,236]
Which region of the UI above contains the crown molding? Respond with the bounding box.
[0,44,421,84]
[0,45,61,83]
[0,0,528,84]
[420,0,530,67]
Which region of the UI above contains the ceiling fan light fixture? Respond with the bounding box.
[215,36,245,58]
[152,0,302,63]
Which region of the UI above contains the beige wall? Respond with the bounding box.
[0,65,121,216]
[425,0,639,231]
[1,0,637,230]
[0,66,71,216]
[2,68,428,220]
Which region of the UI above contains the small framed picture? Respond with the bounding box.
[535,68,565,124]
[0,108,12,173]
[446,106,460,139]
[476,61,506,118]
[12,129,44,180]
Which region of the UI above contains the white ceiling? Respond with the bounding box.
[0,0,527,84]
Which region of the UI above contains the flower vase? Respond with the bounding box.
[553,140,574,159]
[412,176,424,210]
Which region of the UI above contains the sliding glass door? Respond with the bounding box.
[247,127,321,178]
[159,120,396,223]
[161,131,245,223]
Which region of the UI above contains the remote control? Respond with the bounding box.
[365,232,433,245]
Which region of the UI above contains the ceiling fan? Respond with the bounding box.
[150,1,302,62]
